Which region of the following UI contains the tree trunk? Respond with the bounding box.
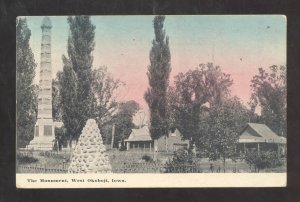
[153,139,157,161]
[223,157,226,173]
[68,137,72,149]
[68,137,73,159]
[165,135,168,152]
[111,124,115,149]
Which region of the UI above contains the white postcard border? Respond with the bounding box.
[16,173,286,188]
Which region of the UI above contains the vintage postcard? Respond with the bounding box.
[16,15,286,188]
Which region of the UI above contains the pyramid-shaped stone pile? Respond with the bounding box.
[68,119,112,173]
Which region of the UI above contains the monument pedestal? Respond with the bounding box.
[27,119,55,150]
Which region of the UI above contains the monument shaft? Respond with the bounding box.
[38,20,52,120]
[28,17,55,150]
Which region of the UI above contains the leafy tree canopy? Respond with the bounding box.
[168,63,233,142]
[91,66,124,128]
[249,65,286,136]
[199,97,250,172]
[16,18,37,148]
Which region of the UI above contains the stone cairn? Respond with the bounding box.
[68,119,112,173]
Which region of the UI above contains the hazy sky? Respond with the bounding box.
[25,15,286,119]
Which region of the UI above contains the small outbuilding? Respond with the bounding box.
[124,126,190,152]
[237,123,286,155]
[157,128,190,152]
[124,126,154,151]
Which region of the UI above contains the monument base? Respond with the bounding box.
[27,137,55,150]
[27,118,55,151]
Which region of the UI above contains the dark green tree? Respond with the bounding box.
[144,15,171,141]
[16,18,37,148]
[91,67,123,128]
[32,84,39,118]
[99,100,140,147]
[201,97,248,172]
[113,100,140,147]
[66,16,96,138]
[52,72,63,121]
[168,63,233,145]
[59,55,79,147]
[249,65,287,136]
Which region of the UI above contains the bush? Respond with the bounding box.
[142,154,153,162]
[119,145,127,151]
[39,150,71,161]
[17,152,38,164]
[163,149,199,173]
[169,148,195,165]
[243,150,283,172]
[39,151,51,157]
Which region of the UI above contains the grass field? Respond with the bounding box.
[16,148,286,173]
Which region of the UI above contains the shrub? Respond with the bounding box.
[164,148,198,173]
[119,145,127,151]
[169,148,195,165]
[142,154,153,162]
[243,150,283,172]
[39,150,71,161]
[17,153,38,164]
[242,150,256,170]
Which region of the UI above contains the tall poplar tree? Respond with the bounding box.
[144,16,171,141]
[66,16,96,138]
[59,56,79,146]
[16,18,37,148]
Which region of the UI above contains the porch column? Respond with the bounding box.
[244,143,246,153]
[150,142,152,152]
[126,142,130,150]
[257,143,260,154]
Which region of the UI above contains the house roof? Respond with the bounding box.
[124,127,190,143]
[239,123,286,144]
[124,126,152,142]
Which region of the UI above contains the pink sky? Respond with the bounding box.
[26,16,286,122]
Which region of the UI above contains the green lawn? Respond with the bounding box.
[16,148,286,173]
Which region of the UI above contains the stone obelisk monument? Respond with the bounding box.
[28,17,55,150]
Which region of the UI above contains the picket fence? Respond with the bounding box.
[17,165,68,173]
[17,162,204,174]
[112,162,203,173]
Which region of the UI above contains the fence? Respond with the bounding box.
[111,162,203,173]
[17,163,202,173]
[17,165,68,173]
[17,162,203,174]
